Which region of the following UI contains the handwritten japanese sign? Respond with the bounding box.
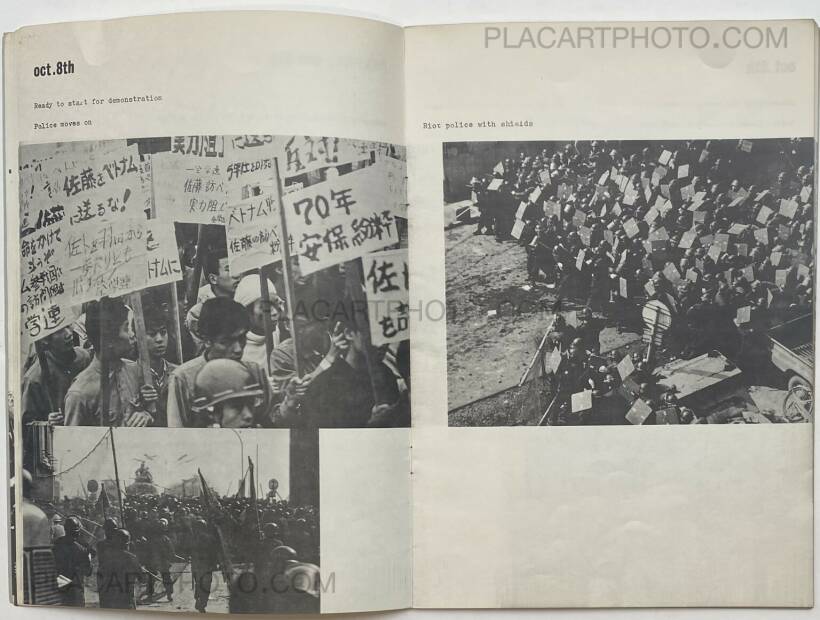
[169,135,227,158]
[362,248,410,346]
[282,163,400,275]
[22,216,181,343]
[152,152,228,224]
[225,193,284,274]
[19,141,180,345]
[276,136,392,178]
[225,147,276,202]
[381,156,408,218]
[20,144,147,237]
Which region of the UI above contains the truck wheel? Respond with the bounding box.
[788,375,812,391]
[783,381,813,422]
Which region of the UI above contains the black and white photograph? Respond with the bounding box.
[19,426,319,613]
[18,135,411,434]
[443,139,814,426]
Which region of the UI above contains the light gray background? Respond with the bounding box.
[2,1,819,619]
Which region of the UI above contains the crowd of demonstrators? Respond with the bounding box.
[465,139,814,425]
[35,488,319,611]
[21,223,411,431]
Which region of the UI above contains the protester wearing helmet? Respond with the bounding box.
[191,358,265,428]
[167,297,289,428]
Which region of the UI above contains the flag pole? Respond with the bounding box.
[248,457,262,542]
[109,428,126,526]
[197,469,234,586]
[272,158,302,377]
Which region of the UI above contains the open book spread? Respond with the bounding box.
[3,12,816,613]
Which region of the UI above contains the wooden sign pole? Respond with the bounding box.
[344,258,383,406]
[259,266,276,376]
[128,292,157,422]
[272,157,302,378]
[187,225,206,308]
[99,300,111,427]
[147,151,184,365]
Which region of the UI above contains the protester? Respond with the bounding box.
[21,327,91,427]
[185,253,241,350]
[64,298,159,427]
[191,358,265,428]
[233,273,284,372]
[166,297,286,427]
[144,307,178,427]
[273,303,410,427]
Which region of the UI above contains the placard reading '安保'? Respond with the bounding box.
[282,161,401,275]
[362,248,409,346]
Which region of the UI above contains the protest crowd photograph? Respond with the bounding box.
[443,138,814,427]
[17,427,320,613]
[18,135,411,438]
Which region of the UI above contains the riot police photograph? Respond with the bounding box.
[443,138,814,427]
[19,426,320,613]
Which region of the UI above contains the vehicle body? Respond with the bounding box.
[767,313,813,390]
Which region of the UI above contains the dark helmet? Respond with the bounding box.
[262,522,280,539]
[64,516,82,535]
[103,517,119,537]
[113,528,131,549]
[192,359,264,412]
[271,546,298,565]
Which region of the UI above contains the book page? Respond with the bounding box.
[406,20,816,607]
[4,11,411,614]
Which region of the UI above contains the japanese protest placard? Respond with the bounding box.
[20,143,147,236]
[22,214,181,343]
[19,142,182,345]
[225,193,284,274]
[382,156,409,218]
[362,248,409,346]
[152,152,228,224]
[225,146,276,202]
[275,135,392,178]
[282,162,400,275]
[169,135,228,158]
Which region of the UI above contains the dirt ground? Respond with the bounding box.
[444,214,642,424]
[84,563,230,613]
